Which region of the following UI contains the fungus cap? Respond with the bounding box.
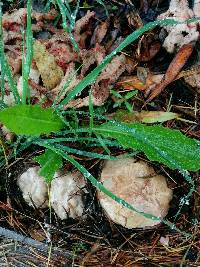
[98,158,173,229]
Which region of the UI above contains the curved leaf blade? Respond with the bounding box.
[0,105,64,135]
[93,122,200,171]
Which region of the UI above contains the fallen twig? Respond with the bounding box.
[0,226,74,258]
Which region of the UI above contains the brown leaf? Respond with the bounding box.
[33,41,64,90]
[146,44,194,102]
[117,73,163,91]
[74,11,95,48]
[90,20,109,45]
[140,42,161,62]
[65,54,127,108]
[2,8,58,32]
[109,110,179,123]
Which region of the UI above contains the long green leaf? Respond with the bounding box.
[56,0,79,51]
[0,4,21,104]
[93,122,200,172]
[36,142,123,160]
[95,0,108,17]
[0,105,64,135]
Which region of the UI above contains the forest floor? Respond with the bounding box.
[0,0,200,266]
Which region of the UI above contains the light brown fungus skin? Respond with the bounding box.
[98,158,173,229]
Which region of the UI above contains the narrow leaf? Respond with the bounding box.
[0,4,20,104]
[22,0,33,104]
[0,105,64,135]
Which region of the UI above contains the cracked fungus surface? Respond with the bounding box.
[17,166,48,208]
[18,167,86,219]
[98,158,173,229]
[50,172,86,220]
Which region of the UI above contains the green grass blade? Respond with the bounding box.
[89,90,94,131]
[0,3,5,100]
[56,0,73,25]
[52,65,82,107]
[95,0,108,17]
[94,133,111,154]
[38,136,122,148]
[56,0,79,51]
[0,4,20,104]
[22,0,33,104]
[3,58,21,104]
[67,0,80,29]
[59,18,179,107]
[35,141,117,160]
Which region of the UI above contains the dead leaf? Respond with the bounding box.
[47,41,78,71]
[117,73,163,91]
[65,54,127,108]
[33,41,64,90]
[183,65,200,94]
[146,44,194,102]
[139,42,161,62]
[90,20,109,45]
[109,110,179,123]
[137,67,149,84]
[0,201,13,211]
[29,227,46,242]
[74,10,95,48]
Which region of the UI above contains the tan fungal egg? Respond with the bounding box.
[98,158,173,229]
[17,167,48,208]
[50,172,86,220]
[33,40,64,90]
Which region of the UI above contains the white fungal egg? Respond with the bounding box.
[98,158,173,229]
[17,166,48,208]
[50,172,86,220]
[3,94,15,106]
